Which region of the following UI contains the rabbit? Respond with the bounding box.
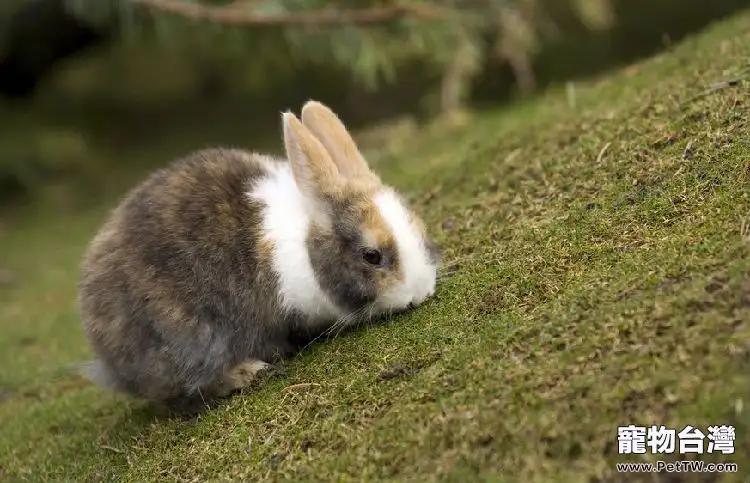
[77,100,440,413]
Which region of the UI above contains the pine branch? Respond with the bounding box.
[129,0,448,27]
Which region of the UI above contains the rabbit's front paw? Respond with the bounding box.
[215,359,271,396]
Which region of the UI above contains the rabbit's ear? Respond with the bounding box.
[301,100,379,183]
[283,112,342,200]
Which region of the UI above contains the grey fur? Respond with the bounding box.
[307,198,398,312]
[78,149,305,413]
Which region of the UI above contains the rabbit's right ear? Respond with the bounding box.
[282,112,342,202]
[300,101,379,184]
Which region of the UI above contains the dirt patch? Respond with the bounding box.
[13,375,92,403]
[17,336,37,347]
[269,451,288,468]
[0,268,14,286]
[377,351,442,381]
[378,365,421,381]
[703,276,728,293]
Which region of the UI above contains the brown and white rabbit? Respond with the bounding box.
[77,101,439,412]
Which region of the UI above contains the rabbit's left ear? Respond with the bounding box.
[301,100,380,184]
[282,112,342,203]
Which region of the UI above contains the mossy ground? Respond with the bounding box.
[1,10,750,482]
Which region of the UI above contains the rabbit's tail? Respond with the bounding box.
[72,359,122,391]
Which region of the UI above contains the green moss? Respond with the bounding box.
[2,10,750,482]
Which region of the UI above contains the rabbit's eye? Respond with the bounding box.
[362,248,382,266]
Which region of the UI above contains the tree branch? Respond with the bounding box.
[129,0,447,27]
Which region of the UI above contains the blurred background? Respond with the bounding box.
[0,0,748,214]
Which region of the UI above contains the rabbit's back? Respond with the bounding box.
[78,148,292,403]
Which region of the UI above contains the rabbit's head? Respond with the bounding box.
[279,101,439,320]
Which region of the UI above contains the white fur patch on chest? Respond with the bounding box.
[248,159,345,323]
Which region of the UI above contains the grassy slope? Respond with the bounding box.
[1,10,750,483]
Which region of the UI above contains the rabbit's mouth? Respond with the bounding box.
[370,293,433,319]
